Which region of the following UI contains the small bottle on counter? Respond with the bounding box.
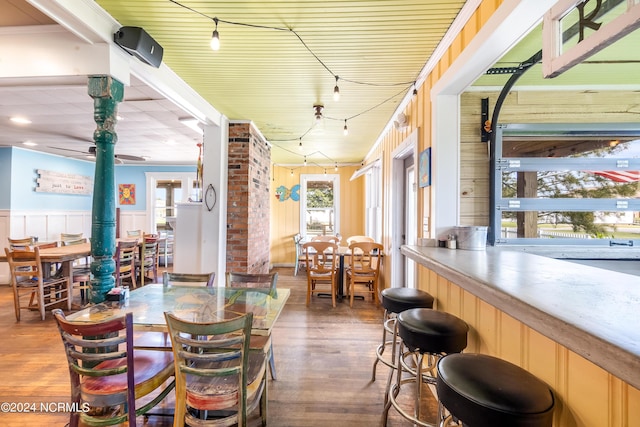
[447,234,457,249]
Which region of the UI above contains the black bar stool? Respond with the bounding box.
[436,353,555,427]
[382,307,468,427]
[372,288,434,389]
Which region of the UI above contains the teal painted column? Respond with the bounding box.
[88,76,124,303]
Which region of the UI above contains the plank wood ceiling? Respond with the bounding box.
[93,0,467,164]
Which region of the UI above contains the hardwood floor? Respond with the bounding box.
[0,267,437,426]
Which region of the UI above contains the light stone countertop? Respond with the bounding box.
[401,245,640,390]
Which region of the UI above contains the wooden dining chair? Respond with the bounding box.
[114,240,137,288]
[346,235,375,245]
[292,233,310,276]
[165,311,267,427]
[61,236,91,303]
[303,241,339,307]
[7,236,35,250]
[226,271,279,379]
[126,229,142,238]
[138,233,159,285]
[53,309,175,427]
[345,241,384,307]
[4,246,72,321]
[311,234,341,244]
[163,271,215,287]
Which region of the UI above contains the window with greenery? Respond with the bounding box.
[491,123,640,245]
[300,174,340,237]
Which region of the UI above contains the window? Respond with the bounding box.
[300,174,340,237]
[365,163,382,242]
[492,123,640,246]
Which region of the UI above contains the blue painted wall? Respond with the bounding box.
[116,165,196,211]
[0,148,11,210]
[3,147,196,211]
[11,147,95,211]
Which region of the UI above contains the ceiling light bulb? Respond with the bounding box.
[210,30,220,50]
[210,18,220,51]
[298,140,303,150]
[343,120,348,136]
[290,169,294,176]
[333,76,340,101]
[334,162,338,171]
[10,117,32,125]
[304,156,307,166]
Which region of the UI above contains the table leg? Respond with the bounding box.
[337,254,345,301]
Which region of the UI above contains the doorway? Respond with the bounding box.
[145,172,197,233]
[390,130,418,288]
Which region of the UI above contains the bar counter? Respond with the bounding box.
[402,244,640,426]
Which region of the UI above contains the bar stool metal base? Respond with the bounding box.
[372,288,434,383]
[381,308,469,427]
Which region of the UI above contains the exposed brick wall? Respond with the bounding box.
[227,122,271,274]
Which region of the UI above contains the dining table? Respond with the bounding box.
[1,241,92,283]
[66,283,290,337]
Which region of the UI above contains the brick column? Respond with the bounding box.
[227,122,271,273]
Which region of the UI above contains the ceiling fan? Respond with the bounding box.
[49,145,146,162]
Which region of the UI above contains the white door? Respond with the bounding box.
[390,130,418,288]
[405,165,417,288]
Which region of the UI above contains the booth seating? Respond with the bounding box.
[436,353,555,427]
[372,287,434,395]
[382,308,468,427]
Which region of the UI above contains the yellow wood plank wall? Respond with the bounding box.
[420,266,640,426]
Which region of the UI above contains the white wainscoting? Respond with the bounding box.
[118,210,149,238]
[1,209,150,284]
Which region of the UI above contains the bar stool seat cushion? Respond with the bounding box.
[381,288,434,313]
[437,353,555,427]
[397,308,468,354]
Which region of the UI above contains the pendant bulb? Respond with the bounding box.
[343,119,348,136]
[333,76,340,101]
[210,18,220,51]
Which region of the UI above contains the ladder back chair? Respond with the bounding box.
[163,271,215,287]
[53,309,175,427]
[138,233,159,285]
[346,241,384,307]
[346,235,375,245]
[292,233,310,276]
[61,236,91,304]
[5,246,72,321]
[114,240,137,288]
[302,241,339,308]
[226,271,279,379]
[165,311,267,427]
[8,236,35,249]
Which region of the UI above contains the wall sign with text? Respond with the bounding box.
[35,169,93,195]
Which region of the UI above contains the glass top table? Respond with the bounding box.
[66,284,290,336]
